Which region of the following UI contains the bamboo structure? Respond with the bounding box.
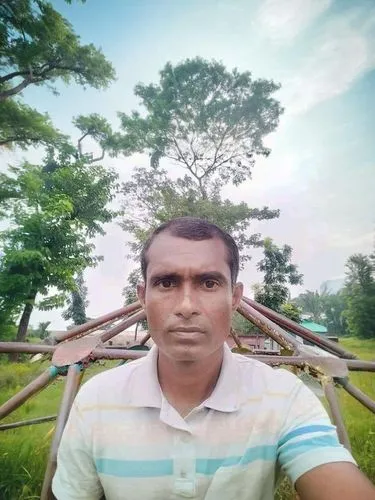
[0,296,374,499]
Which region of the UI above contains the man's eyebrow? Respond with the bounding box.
[149,272,180,283]
[196,272,228,284]
[148,271,229,284]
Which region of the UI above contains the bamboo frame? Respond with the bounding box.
[323,380,352,451]
[243,297,357,359]
[41,364,84,500]
[0,415,57,431]
[0,296,374,497]
[0,367,58,419]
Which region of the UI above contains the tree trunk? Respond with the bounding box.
[9,291,37,362]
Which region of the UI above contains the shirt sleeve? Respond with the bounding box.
[277,377,356,485]
[52,398,103,500]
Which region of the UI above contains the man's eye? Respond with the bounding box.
[204,280,218,289]
[158,279,174,288]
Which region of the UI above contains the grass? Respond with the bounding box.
[0,339,374,499]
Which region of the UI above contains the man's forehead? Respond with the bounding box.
[146,233,230,275]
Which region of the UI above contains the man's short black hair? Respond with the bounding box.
[140,217,240,285]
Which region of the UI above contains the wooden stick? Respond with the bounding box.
[53,301,142,342]
[0,367,58,420]
[243,297,356,359]
[238,301,301,353]
[100,309,146,343]
[0,415,56,431]
[323,380,351,451]
[0,342,55,354]
[338,379,375,414]
[41,364,84,500]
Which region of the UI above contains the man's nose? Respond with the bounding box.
[175,287,200,319]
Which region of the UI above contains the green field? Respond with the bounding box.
[0,338,374,499]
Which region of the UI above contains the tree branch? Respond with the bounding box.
[89,149,105,163]
[0,78,31,101]
[77,132,89,157]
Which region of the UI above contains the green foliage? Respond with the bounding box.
[321,291,347,335]
[231,311,259,335]
[253,238,303,312]
[29,321,51,339]
[73,113,120,162]
[0,98,65,148]
[280,302,301,323]
[123,268,148,330]
[0,147,118,341]
[117,57,283,193]
[343,254,375,339]
[293,289,325,323]
[293,288,348,335]
[62,272,88,325]
[121,167,279,263]
[0,0,115,148]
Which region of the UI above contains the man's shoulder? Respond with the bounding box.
[233,352,302,394]
[75,357,146,405]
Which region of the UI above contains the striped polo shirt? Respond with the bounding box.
[52,344,355,500]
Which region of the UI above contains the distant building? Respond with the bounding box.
[300,320,328,335]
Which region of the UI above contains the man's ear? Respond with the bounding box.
[232,282,243,311]
[137,282,146,308]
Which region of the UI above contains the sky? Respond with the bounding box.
[1,0,375,330]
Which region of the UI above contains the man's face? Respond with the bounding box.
[137,233,243,362]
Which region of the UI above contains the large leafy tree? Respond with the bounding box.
[253,237,303,312]
[343,253,375,339]
[119,59,283,298]
[117,57,283,196]
[0,0,115,148]
[0,145,118,346]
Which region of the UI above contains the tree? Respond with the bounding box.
[343,254,375,339]
[119,59,283,298]
[0,145,118,350]
[253,238,303,312]
[62,272,88,326]
[231,311,260,335]
[121,167,279,261]
[117,57,283,196]
[321,292,347,335]
[293,290,326,323]
[280,303,302,323]
[0,0,115,148]
[33,320,51,339]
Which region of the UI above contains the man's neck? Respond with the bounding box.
[157,348,224,418]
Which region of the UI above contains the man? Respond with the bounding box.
[53,217,375,500]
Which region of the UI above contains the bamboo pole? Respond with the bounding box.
[41,364,83,500]
[0,342,55,354]
[92,347,149,361]
[53,301,142,342]
[337,379,375,414]
[243,297,356,359]
[238,301,302,353]
[0,415,56,431]
[0,367,58,420]
[100,309,146,343]
[323,380,351,451]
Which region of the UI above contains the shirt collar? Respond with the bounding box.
[127,343,239,413]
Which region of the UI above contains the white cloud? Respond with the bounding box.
[257,0,332,42]
[280,8,375,114]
